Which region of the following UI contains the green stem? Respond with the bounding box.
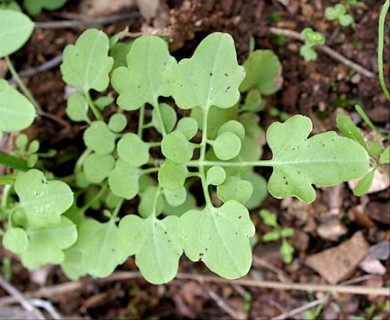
[0,150,28,171]
[0,174,17,186]
[187,160,274,168]
[378,0,390,100]
[111,198,124,220]
[75,148,92,172]
[5,56,43,114]
[81,183,108,212]
[355,105,388,139]
[1,185,12,208]
[152,99,167,137]
[141,167,160,175]
[199,108,212,206]
[152,186,161,217]
[138,105,145,137]
[85,91,103,121]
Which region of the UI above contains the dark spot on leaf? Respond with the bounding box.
[112,248,116,252]
[205,248,208,251]
[199,252,204,256]
[168,240,171,243]
[164,231,167,235]
[154,222,157,226]
[292,148,295,151]
[164,62,167,66]
[285,181,288,185]
[297,171,301,174]
[235,232,238,235]
[209,72,213,76]
[238,216,242,219]
[225,73,228,77]
[332,139,335,142]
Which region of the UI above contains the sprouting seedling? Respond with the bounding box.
[300,28,326,61]
[0,30,370,285]
[325,4,355,27]
[260,209,294,264]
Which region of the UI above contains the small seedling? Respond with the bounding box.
[300,28,326,61]
[260,209,295,264]
[0,23,371,284]
[325,4,355,27]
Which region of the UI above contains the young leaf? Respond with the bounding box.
[259,209,278,228]
[0,80,36,132]
[180,200,255,279]
[218,120,245,141]
[23,0,67,15]
[267,115,369,203]
[61,246,87,280]
[152,103,177,134]
[158,160,188,191]
[119,215,183,284]
[212,132,242,160]
[83,121,116,155]
[3,227,29,254]
[240,50,282,95]
[161,131,194,164]
[280,238,294,264]
[176,117,198,140]
[83,153,115,184]
[61,29,113,92]
[0,10,34,58]
[66,93,89,122]
[117,133,149,167]
[15,169,73,228]
[20,216,77,269]
[244,172,267,210]
[217,176,253,204]
[112,36,176,110]
[163,187,187,207]
[353,169,375,196]
[336,114,367,150]
[280,227,294,238]
[163,192,197,217]
[77,219,124,278]
[263,230,280,241]
[108,113,127,133]
[138,186,164,218]
[108,159,139,199]
[241,89,265,112]
[206,166,226,186]
[379,146,389,164]
[172,32,245,110]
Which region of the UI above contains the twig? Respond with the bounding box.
[269,27,376,78]
[0,274,45,319]
[271,295,329,320]
[0,270,388,308]
[8,55,63,84]
[252,256,290,282]
[29,299,62,320]
[35,12,141,29]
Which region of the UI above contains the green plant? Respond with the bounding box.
[336,105,389,196]
[325,4,355,27]
[0,26,370,284]
[260,209,294,264]
[0,0,67,15]
[300,28,326,61]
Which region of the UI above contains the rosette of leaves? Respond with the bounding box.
[1,30,370,285]
[300,28,326,61]
[325,4,354,27]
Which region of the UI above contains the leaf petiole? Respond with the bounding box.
[85,91,103,121]
[0,150,29,171]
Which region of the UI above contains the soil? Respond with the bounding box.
[0,0,389,319]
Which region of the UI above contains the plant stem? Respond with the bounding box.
[85,91,103,121]
[141,167,160,175]
[0,151,28,171]
[355,105,388,139]
[378,0,390,100]
[4,56,43,114]
[81,183,108,212]
[1,185,12,209]
[199,108,212,206]
[152,99,167,137]
[0,174,16,186]
[111,198,124,219]
[75,149,92,172]
[138,105,145,137]
[187,160,274,168]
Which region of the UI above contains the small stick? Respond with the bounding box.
[271,295,329,320]
[269,27,376,78]
[35,12,141,29]
[0,274,45,319]
[29,299,63,320]
[0,270,388,308]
